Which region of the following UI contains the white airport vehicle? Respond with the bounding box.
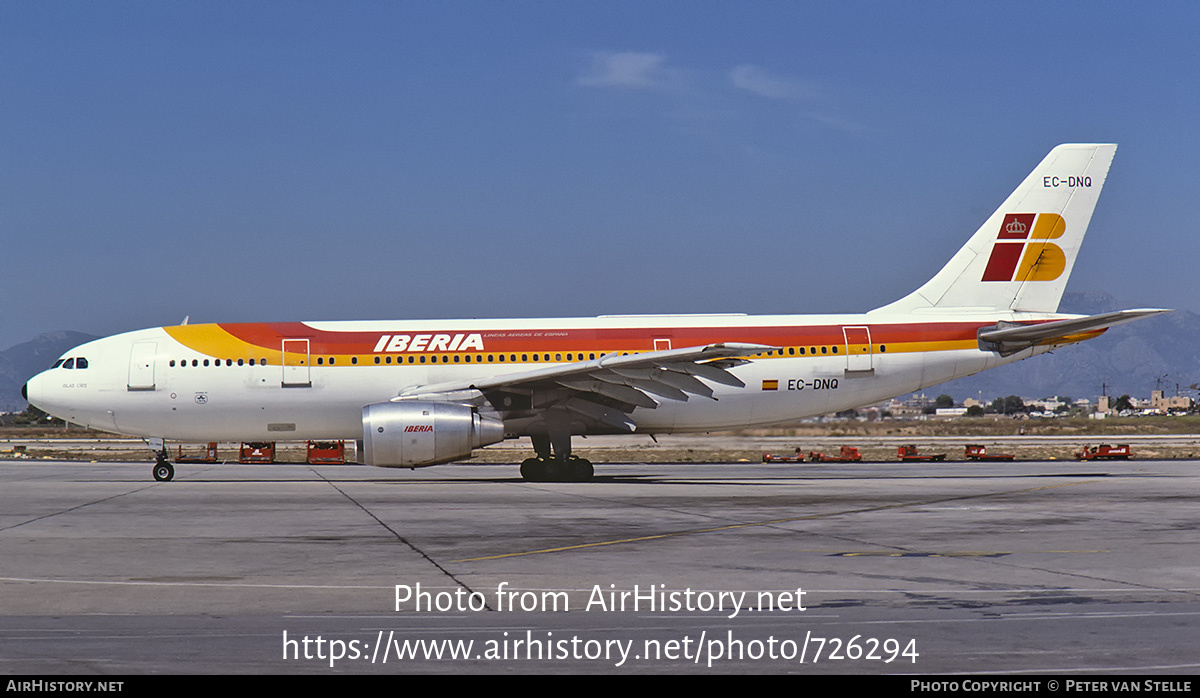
[24,144,1166,482]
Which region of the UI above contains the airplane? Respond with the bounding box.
[23,143,1167,483]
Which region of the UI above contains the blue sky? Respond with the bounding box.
[4,2,1199,350]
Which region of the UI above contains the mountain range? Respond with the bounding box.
[930,292,1200,404]
[0,331,98,412]
[2,293,1194,413]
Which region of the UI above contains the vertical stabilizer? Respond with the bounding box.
[875,144,1116,314]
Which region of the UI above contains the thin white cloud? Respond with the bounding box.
[577,53,858,134]
[729,64,821,102]
[577,51,676,89]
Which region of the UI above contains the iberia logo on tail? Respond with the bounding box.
[981,213,1066,282]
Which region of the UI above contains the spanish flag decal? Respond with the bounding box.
[762,380,779,391]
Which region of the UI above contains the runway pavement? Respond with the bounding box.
[0,458,1197,674]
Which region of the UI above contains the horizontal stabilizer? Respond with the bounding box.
[978,308,1170,355]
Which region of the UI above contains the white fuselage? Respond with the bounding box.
[25,309,1058,443]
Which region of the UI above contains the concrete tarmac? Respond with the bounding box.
[0,458,1197,674]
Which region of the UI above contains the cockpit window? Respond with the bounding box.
[76,357,89,369]
[62,358,75,369]
[52,359,65,369]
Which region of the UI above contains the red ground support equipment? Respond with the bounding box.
[239,441,276,464]
[808,446,863,462]
[897,444,947,462]
[176,442,219,463]
[1075,444,1131,460]
[964,444,1015,461]
[762,448,805,463]
[307,440,346,464]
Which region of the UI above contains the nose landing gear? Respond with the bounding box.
[147,438,174,481]
[152,458,175,482]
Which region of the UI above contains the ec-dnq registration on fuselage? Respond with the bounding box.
[25,144,1166,482]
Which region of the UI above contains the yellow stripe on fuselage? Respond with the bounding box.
[162,324,983,367]
[164,325,285,364]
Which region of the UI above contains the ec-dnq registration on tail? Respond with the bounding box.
[25,144,1167,482]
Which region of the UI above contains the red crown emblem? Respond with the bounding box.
[1005,219,1027,235]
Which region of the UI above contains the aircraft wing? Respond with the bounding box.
[978,308,1170,355]
[394,342,777,432]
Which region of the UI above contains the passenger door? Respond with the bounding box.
[281,339,311,387]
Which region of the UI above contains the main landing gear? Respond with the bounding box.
[519,455,594,482]
[521,430,594,482]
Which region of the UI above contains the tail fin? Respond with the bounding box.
[875,143,1117,314]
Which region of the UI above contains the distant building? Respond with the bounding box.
[1150,390,1191,412]
[1026,397,1065,413]
[889,394,931,417]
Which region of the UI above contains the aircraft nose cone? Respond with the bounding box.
[23,373,43,409]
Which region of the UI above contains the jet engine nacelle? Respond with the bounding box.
[361,401,505,468]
